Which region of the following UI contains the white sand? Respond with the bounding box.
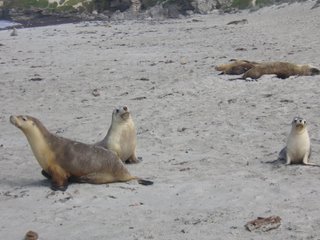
[1,2,320,239]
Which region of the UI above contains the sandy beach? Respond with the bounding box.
[1,1,320,239]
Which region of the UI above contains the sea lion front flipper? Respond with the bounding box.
[276,73,289,79]
[125,154,141,164]
[51,182,68,191]
[137,179,153,186]
[48,166,69,191]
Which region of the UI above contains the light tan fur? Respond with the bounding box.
[95,106,139,164]
[278,117,318,166]
[10,115,152,191]
[243,62,320,79]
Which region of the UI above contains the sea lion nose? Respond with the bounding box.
[123,106,128,111]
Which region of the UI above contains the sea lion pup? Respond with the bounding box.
[95,106,139,164]
[242,62,320,80]
[10,115,153,191]
[278,117,319,166]
[10,27,17,37]
[215,59,258,75]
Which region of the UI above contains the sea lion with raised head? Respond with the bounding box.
[95,106,139,164]
[10,115,153,191]
[278,117,319,166]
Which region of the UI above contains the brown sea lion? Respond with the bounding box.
[278,117,319,166]
[10,115,153,191]
[215,59,258,75]
[242,62,320,79]
[95,106,139,164]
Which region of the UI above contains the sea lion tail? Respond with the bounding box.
[137,179,154,186]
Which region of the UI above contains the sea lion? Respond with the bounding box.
[10,115,152,191]
[242,62,320,80]
[10,27,17,37]
[95,106,139,164]
[217,60,320,80]
[278,117,318,166]
[215,59,258,75]
[226,19,248,25]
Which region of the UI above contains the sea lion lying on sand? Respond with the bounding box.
[242,62,320,80]
[216,60,320,80]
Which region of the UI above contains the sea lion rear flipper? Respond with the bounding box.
[41,170,51,179]
[137,179,154,186]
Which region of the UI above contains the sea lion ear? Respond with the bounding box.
[310,67,320,75]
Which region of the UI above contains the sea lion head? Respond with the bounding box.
[299,65,320,76]
[310,67,320,75]
[112,106,131,122]
[10,115,38,133]
[291,117,307,133]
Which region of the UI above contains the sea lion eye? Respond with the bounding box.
[116,109,119,113]
[22,116,27,121]
[123,106,128,111]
